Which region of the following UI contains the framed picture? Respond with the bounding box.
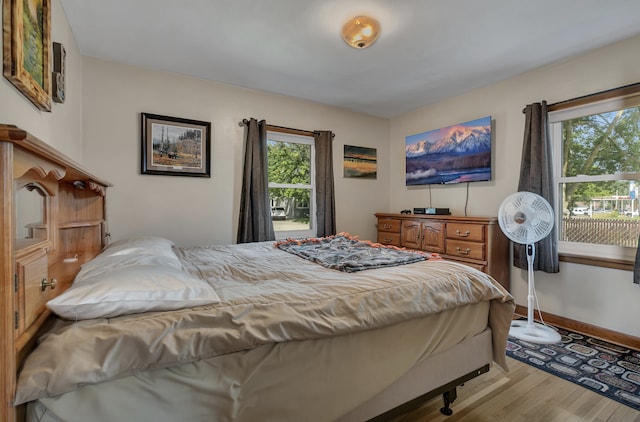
[2,0,52,111]
[343,145,377,179]
[52,42,65,103]
[141,113,211,177]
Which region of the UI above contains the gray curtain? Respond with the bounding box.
[314,130,336,237]
[515,101,559,273]
[236,118,275,243]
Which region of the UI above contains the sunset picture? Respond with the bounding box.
[344,145,377,179]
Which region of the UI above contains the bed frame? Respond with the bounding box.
[0,124,111,422]
[0,124,495,421]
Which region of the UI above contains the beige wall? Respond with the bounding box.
[81,58,390,247]
[389,34,640,337]
[0,0,83,160]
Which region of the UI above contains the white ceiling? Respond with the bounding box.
[60,0,640,118]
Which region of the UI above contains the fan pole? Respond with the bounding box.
[508,242,561,344]
[526,244,535,330]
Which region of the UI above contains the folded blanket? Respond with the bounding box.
[275,233,437,272]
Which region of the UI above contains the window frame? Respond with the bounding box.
[266,130,316,240]
[549,91,640,263]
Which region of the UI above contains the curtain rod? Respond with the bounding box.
[522,81,640,113]
[240,119,335,138]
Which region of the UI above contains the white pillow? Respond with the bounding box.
[104,236,175,252]
[77,236,182,280]
[76,253,183,281]
[100,236,177,259]
[47,265,220,320]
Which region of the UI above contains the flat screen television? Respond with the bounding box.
[405,116,492,186]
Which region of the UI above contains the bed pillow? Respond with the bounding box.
[76,253,183,281]
[76,236,183,280]
[100,236,176,258]
[47,265,220,320]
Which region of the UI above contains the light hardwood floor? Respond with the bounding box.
[390,357,640,422]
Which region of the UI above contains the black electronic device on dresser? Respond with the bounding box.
[413,207,450,215]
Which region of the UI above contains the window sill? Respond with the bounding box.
[559,253,634,271]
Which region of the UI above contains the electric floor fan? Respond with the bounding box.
[498,191,561,344]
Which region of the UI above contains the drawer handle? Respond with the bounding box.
[383,237,393,243]
[456,247,471,256]
[456,229,471,237]
[383,224,392,229]
[41,278,57,292]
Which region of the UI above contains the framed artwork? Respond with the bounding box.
[343,145,377,179]
[3,0,52,111]
[141,113,211,177]
[52,42,65,103]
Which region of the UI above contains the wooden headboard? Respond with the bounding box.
[0,124,111,421]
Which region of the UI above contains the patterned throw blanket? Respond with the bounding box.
[275,233,437,272]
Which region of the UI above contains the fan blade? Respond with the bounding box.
[533,221,553,237]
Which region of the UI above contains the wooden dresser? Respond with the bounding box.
[375,213,510,290]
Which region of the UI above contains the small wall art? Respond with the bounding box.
[52,42,65,103]
[141,113,211,177]
[343,145,377,179]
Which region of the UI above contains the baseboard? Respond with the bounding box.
[514,305,640,351]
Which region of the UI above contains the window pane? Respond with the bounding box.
[560,180,639,216]
[560,181,640,248]
[266,132,315,237]
[561,105,640,177]
[267,140,311,185]
[269,188,312,232]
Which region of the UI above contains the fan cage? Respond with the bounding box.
[498,192,554,245]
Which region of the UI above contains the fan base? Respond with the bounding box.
[509,320,561,344]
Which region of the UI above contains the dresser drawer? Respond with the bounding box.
[378,218,401,233]
[446,239,485,260]
[378,232,401,246]
[446,223,484,242]
[16,250,51,333]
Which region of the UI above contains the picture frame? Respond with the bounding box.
[141,113,211,178]
[52,42,65,103]
[343,145,377,179]
[3,0,52,111]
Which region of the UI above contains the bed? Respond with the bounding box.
[15,234,514,422]
[0,125,515,422]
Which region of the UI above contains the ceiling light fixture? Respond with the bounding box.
[341,16,380,49]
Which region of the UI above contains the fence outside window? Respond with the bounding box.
[561,218,640,248]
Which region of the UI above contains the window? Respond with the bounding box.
[550,92,640,261]
[267,131,315,239]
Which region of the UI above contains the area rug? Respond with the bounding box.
[506,323,640,410]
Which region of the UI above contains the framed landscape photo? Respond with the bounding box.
[141,113,211,177]
[343,145,377,179]
[3,0,52,111]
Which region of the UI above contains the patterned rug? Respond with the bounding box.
[506,323,640,410]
